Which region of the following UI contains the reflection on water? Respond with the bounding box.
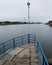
[0,24,52,59]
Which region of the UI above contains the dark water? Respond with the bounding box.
[0,24,52,59]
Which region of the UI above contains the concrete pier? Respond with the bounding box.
[0,43,39,65]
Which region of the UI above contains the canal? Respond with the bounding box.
[0,24,52,60]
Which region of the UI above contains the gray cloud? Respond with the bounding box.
[0,0,52,22]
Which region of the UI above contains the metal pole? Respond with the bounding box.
[13,39,15,49]
[3,43,5,54]
[28,34,30,44]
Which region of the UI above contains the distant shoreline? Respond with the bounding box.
[0,23,43,26]
[45,21,52,27]
[0,21,43,26]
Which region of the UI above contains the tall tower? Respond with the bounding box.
[27,2,30,35]
[27,1,30,23]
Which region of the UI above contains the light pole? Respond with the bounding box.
[27,1,30,23]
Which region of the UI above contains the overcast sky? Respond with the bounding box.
[0,0,52,22]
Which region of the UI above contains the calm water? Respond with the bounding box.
[0,24,52,59]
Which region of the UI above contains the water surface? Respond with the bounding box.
[0,24,52,59]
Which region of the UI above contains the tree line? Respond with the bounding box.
[0,21,43,25]
[45,20,52,27]
[0,21,28,25]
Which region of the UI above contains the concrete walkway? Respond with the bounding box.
[0,43,39,65]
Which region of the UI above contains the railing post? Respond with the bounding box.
[13,39,15,49]
[3,43,5,54]
[37,41,39,53]
[22,36,23,44]
[42,56,44,65]
[42,56,47,65]
[34,36,36,43]
[28,34,30,44]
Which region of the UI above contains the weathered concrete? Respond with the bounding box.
[0,43,39,65]
[48,58,52,65]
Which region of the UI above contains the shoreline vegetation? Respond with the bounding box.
[45,20,52,27]
[0,21,43,25]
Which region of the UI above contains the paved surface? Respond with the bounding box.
[48,58,52,64]
[0,43,39,65]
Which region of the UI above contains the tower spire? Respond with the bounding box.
[27,1,30,23]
